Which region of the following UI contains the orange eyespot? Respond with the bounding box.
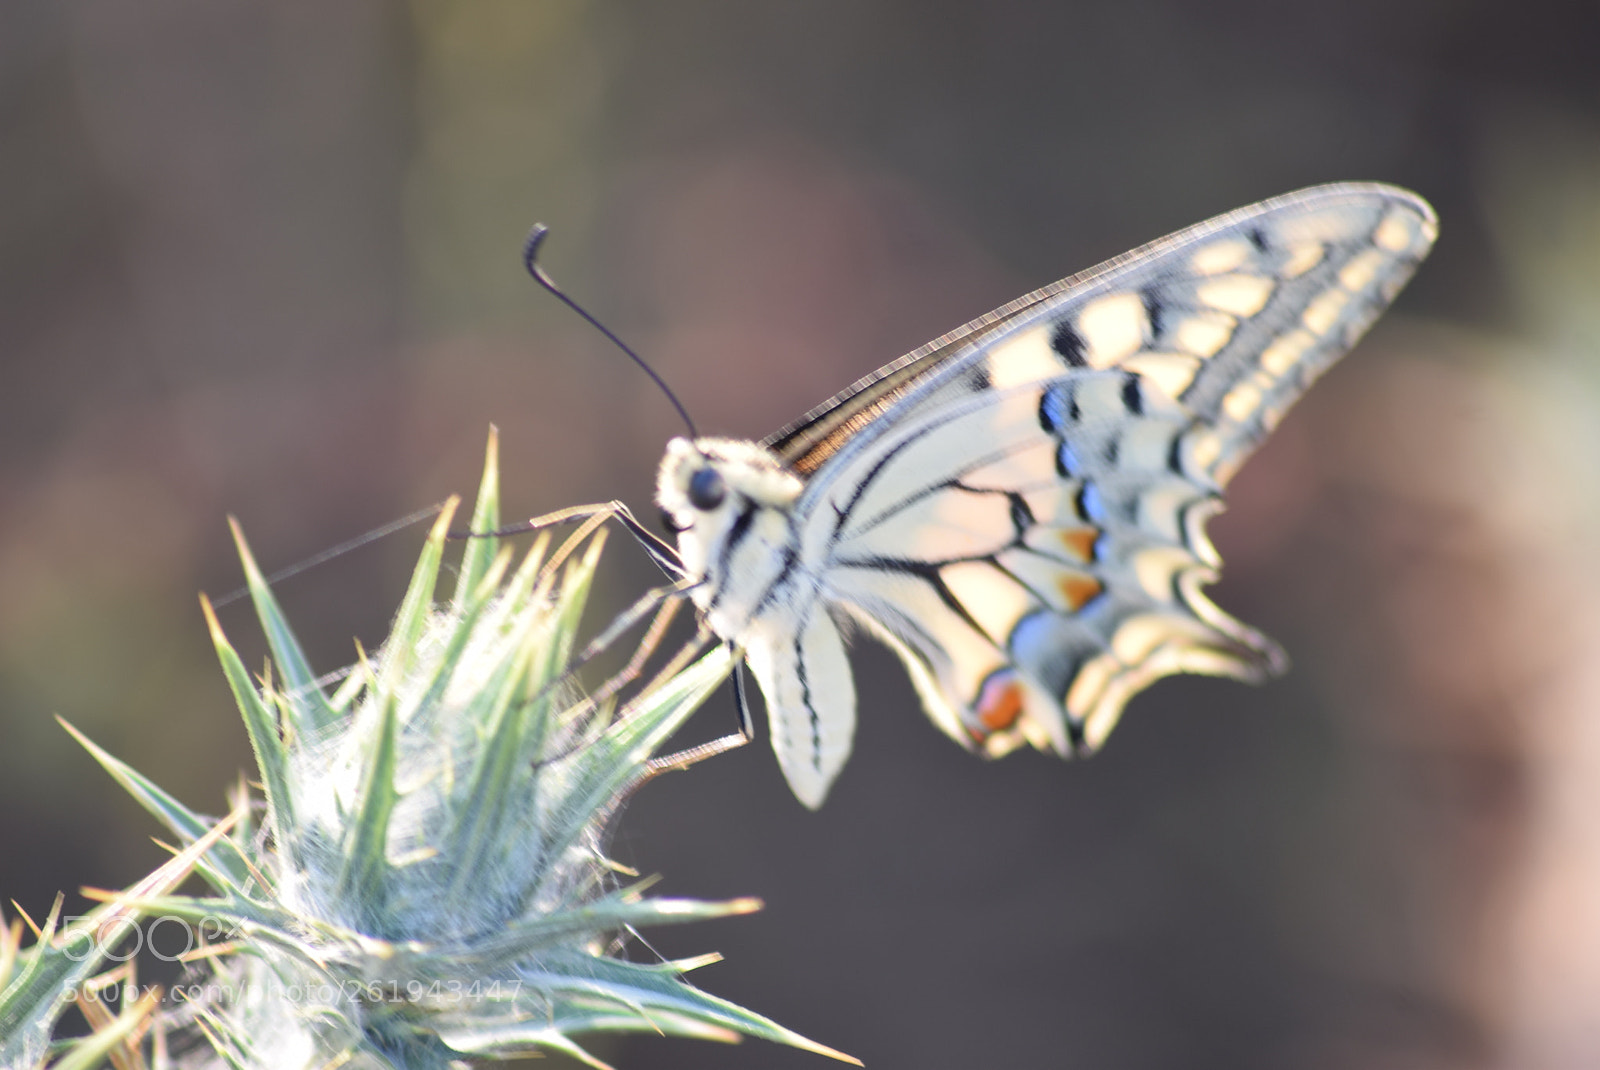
[975,673,1025,732]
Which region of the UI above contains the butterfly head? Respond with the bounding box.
[657,437,803,585]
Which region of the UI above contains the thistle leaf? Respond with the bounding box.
[226,517,337,731]
[452,425,502,608]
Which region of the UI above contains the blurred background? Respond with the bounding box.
[4,1,1600,1067]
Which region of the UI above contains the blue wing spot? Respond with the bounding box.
[1039,384,1074,433]
[1076,482,1106,523]
[1056,441,1082,478]
[1009,610,1093,701]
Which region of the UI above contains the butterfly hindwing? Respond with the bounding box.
[786,184,1435,760]
[739,602,857,807]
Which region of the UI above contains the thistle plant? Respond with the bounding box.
[27,430,854,1070]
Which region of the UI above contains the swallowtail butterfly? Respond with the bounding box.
[653,183,1436,807]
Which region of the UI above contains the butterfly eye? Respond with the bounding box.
[687,467,726,511]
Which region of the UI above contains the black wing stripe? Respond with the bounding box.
[836,555,1006,647]
[794,619,824,773]
[827,386,1060,538]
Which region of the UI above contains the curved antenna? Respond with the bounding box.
[523,224,701,442]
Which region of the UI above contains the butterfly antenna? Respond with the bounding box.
[523,224,701,443]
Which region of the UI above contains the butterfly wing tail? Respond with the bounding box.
[1062,570,1289,753]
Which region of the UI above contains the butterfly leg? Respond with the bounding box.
[597,643,752,819]
[530,580,731,767]
[575,577,692,675]
[734,653,755,740]
[472,500,685,581]
[577,585,687,710]
[643,643,755,777]
[484,502,702,724]
[528,581,695,769]
[475,504,753,781]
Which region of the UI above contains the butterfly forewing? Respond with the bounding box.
[772,184,1433,478]
[663,183,1436,807]
[793,186,1431,752]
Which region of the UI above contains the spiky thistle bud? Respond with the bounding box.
[62,430,856,1070]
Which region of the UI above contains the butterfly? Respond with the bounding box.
[647,182,1436,808]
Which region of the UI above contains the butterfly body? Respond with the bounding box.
[656,183,1437,808]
